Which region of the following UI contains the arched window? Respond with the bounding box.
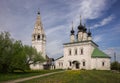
[80,48,83,55]
[75,48,77,55]
[83,61,85,66]
[102,62,105,66]
[37,35,40,40]
[69,49,72,55]
[69,61,72,66]
[59,62,63,67]
[82,59,86,66]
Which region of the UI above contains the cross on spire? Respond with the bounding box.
[72,21,74,30]
[71,21,75,35]
[37,8,40,15]
[80,15,82,25]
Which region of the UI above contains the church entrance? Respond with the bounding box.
[76,62,79,69]
[72,61,80,69]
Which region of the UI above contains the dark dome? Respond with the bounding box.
[88,31,91,36]
[78,24,84,31]
[83,27,87,32]
[71,29,74,35]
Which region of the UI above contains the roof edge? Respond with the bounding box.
[55,56,63,61]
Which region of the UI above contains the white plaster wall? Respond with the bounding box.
[78,32,83,41]
[55,57,64,69]
[63,42,95,70]
[31,39,46,70]
[83,33,87,41]
[70,35,75,42]
[91,58,110,70]
[32,40,46,59]
[55,41,110,70]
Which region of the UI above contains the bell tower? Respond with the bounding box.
[32,11,46,59]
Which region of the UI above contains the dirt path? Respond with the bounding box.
[2,71,65,83]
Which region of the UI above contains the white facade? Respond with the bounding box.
[30,12,46,70]
[55,21,110,70]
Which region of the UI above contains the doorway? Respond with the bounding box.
[72,61,80,69]
[76,62,79,69]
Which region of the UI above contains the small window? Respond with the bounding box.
[69,49,71,55]
[69,61,72,66]
[37,35,40,40]
[102,62,105,66]
[59,62,61,66]
[75,49,77,55]
[83,62,85,66]
[81,49,83,55]
[59,62,63,67]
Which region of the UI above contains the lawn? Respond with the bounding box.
[0,69,62,82]
[21,70,120,83]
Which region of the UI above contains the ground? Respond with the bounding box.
[0,70,61,82]
[1,70,120,83]
[21,70,120,83]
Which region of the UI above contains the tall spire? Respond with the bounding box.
[37,11,40,15]
[71,21,75,35]
[88,27,91,36]
[80,15,82,25]
[70,21,75,42]
[37,8,40,15]
[78,15,84,31]
[72,21,74,30]
[33,10,45,35]
[35,10,42,28]
[83,23,87,32]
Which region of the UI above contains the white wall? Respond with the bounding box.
[55,57,64,69]
[55,41,111,70]
[91,58,110,70]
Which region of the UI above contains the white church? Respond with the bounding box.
[30,11,111,70]
[55,18,111,70]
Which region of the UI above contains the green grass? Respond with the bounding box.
[21,70,120,83]
[0,69,62,82]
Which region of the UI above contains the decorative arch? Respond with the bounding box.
[82,59,86,66]
[74,48,77,55]
[72,60,80,69]
[37,34,40,40]
[80,48,83,55]
[68,48,72,55]
[68,60,72,66]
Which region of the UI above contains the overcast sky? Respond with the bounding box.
[0,0,120,62]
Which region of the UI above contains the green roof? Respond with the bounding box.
[92,48,110,58]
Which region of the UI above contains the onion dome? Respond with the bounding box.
[78,24,84,31]
[83,24,87,32]
[88,28,92,36]
[37,8,40,15]
[71,29,74,35]
[71,22,75,35]
[78,16,84,31]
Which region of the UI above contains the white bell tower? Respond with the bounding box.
[32,11,46,59]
